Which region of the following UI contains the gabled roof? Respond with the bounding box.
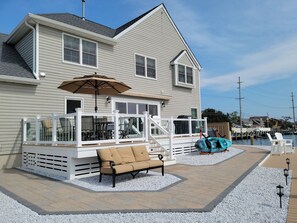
[114,4,160,36]
[38,13,116,38]
[0,33,34,79]
[170,50,197,69]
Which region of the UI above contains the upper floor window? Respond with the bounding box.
[178,65,193,85]
[171,50,197,89]
[63,34,97,67]
[135,54,156,79]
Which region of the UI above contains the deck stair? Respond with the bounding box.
[148,137,176,166]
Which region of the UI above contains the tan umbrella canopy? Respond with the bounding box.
[58,72,131,112]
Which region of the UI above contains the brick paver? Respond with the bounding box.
[0,146,268,214]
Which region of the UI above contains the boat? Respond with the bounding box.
[195,134,232,154]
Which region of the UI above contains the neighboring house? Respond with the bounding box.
[0,4,202,169]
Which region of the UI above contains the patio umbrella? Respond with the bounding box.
[58,72,131,112]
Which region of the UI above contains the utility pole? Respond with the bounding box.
[237,77,244,139]
[291,92,296,132]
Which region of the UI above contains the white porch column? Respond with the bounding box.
[114,110,120,144]
[23,118,27,143]
[52,113,57,145]
[76,108,82,147]
[35,115,40,145]
[143,111,149,141]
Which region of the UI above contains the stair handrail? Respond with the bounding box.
[148,116,169,136]
[148,115,174,160]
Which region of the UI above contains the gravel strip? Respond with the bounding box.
[65,171,182,192]
[176,147,244,165]
[0,166,290,223]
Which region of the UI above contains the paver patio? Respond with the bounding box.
[0,145,268,215]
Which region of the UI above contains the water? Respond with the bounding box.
[233,134,297,146]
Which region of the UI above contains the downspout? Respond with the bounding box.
[24,21,39,80]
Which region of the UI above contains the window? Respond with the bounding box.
[171,50,197,88]
[63,34,97,67]
[64,35,80,63]
[191,108,198,119]
[149,105,158,116]
[136,55,145,77]
[115,101,159,117]
[66,98,83,114]
[128,103,137,114]
[186,67,193,84]
[115,102,127,114]
[178,64,193,85]
[135,54,156,79]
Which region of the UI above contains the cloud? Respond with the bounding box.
[200,36,297,90]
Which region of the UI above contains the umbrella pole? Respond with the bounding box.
[94,89,98,139]
[95,89,98,113]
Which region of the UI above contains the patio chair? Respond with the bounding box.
[274,132,295,154]
[81,116,94,141]
[119,118,134,139]
[59,117,74,141]
[267,133,284,155]
[41,120,52,141]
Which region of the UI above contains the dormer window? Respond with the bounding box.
[178,65,193,84]
[135,54,156,79]
[171,50,196,88]
[63,33,97,67]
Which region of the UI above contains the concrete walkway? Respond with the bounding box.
[262,151,297,223]
[0,146,268,215]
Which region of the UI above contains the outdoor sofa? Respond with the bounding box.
[96,145,164,187]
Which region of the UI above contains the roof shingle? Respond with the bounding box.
[0,33,34,79]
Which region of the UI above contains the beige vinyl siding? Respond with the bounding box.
[15,31,33,71]
[101,7,201,118]
[178,54,194,67]
[38,25,111,114]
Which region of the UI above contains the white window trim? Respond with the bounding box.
[64,97,84,114]
[134,53,157,80]
[62,33,98,68]
[191,107,198,119]
[174,63,196,89]
[112,97,160,118]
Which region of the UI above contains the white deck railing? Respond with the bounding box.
[23,109,207,148]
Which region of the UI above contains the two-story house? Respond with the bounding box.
[0,4,202,172]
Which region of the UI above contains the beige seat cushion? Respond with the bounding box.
[97,149,122,167]
[116,146,136,163]
[132,145,150,162]
[145,160,163,168]
[131,161,149,171]
[101,164,133,174]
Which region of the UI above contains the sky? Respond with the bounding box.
[1,0,297,120]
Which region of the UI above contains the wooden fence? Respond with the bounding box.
[207,122,231,140]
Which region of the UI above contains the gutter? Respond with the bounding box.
[24,21,39,80]
[0,75,40,85]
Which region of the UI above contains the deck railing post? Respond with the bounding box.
[23,118,27,143]
[114,110,120,144]
[52,113,57,145]
[204,117,208,135]
[76,108,82,147]
[188,117,192,136]
[35,115,40,145]
[169,116,174,159]
[143,111,149,141]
